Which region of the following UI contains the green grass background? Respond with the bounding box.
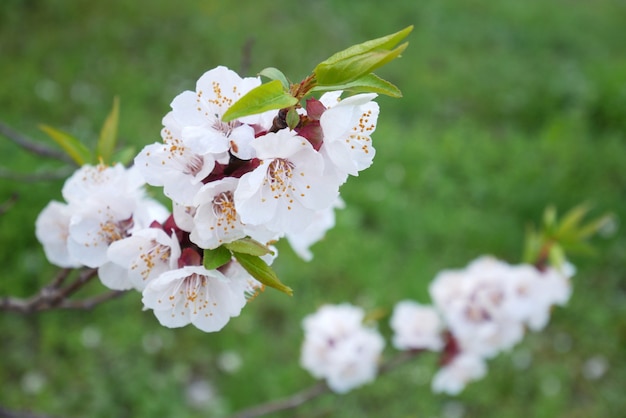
[1,0,625,417]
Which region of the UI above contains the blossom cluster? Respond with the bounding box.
[300,256,573,394]
[35,66,380,332]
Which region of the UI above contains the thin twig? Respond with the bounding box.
[0,193,19,216]
[0,120,74,164]
[229,381,328,418]
[0,268,127,313]
[240,38,255,76]
[0,167,74,182]
[0,405,58,418]
[228,350,420,418]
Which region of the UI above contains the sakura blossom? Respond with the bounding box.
[319,93,379,180]
[300,303,385,393]
[429,257,530,358]
[234,129,341,235]
[134,112,219,206]
[103,227,182,291]
[431,352,487,395]
[390,300,444,351]
[141,263,260,332]
[35,201,81,268]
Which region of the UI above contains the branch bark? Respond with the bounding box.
[0,120,74,164]
[228,349,419,418]
[0,268,127,313]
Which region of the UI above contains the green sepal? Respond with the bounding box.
[39,124,93,166]
[233,252,293,296]
[314,26,413,86]
[97,96,120,164]
[259,67,290,90]
[221,79,298,122]
[286,108,300,129]
[203,246,232,270]
[311,73,402,98]
[224,237,273,257]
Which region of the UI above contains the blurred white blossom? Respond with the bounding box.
[300,303,385,393]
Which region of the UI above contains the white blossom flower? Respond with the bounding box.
[61,163,145,204]
[35,201,81,268]
[65,190,136,268]
[505,262,574,331]
[234,129,340,235]
[189,177,275,249]
[190,177,245,249]
[102,227,182,291]
[429,256,528,358]
[432,353,487,395]
[170,65,269,160]
[135,112,219,206]
[172,202,196,232]
[142,263,256,332]
[300,303,385,393]
[390,300,444,351]
[319,93,379,179]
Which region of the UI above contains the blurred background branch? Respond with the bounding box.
[0,121,73,164]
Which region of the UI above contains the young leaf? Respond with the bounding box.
[314,26,413,86]
[315,42,408,86]
[233,252,293,296]
[224,237,273,256]
[555,203,590,237]
[317,26,413,67]
[221,79,298,122]
[573,213,615,240]
[311,73,402,98]
[203,246,232,270]
[258,67,290,90]
[97,96,120,164]
[39,124,93,166]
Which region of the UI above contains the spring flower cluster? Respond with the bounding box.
[300,256,573,394]
[35,66,380,333]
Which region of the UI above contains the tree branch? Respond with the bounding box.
[228,349,420,418]
[0,120,74,164]
[0,268,127,313]
[0,168,74,182]
[0,406,58,418]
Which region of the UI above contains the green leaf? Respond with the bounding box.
[317,26,413,68]
[543,205,557,229]
[39,124,93,166]
[224,237,273,256]
[315,43,408,86]
[97,96,120,164]
[233,252,293,296]
[222,79,298,122]
[556,203,590,237]
[314,26,413,85]
[573,213,615,240]
[259,67,290,90]
[522,224,542,264]
[203,246,232,270]
[311,73,403,98]
[548,244,566,270]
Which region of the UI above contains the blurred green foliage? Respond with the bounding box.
[1,0,625,417]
